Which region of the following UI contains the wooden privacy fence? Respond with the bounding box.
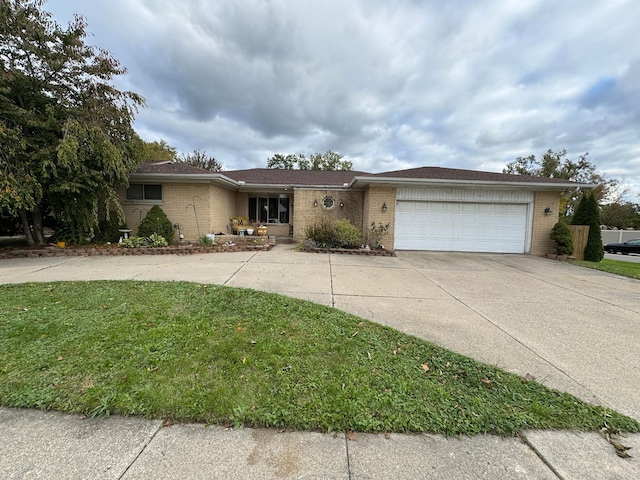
[570,225,589,260]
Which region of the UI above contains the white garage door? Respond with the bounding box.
[395,201,529,253]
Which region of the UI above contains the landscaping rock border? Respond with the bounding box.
[0,243,271,259]
[301,246,395,256]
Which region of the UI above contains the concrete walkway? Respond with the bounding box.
[1,245,639,479]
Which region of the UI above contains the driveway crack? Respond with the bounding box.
[223,251,258,286]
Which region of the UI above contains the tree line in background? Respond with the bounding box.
[504,149,640,229]
[266,151,353,171]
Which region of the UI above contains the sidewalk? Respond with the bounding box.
[1,246,639,478]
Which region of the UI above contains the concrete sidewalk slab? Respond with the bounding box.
[347,432,556,479]
[328,254,405,268]
[122,424,348,479]
[228,261,331,296]
[331,264,450,299]
[0,407,162,480]
[421,269,562,302]
[522,430,640,479]
[132,260,242,284]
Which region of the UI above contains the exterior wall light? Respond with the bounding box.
[382,202,387,212]
[313,199,318,207]
[339,201,344,208]
[544,207,552,215]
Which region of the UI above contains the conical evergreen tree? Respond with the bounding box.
[572,192,604,262]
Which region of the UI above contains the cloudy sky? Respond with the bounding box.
[46,0,640,198]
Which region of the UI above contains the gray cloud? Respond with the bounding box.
[46,0,640,198]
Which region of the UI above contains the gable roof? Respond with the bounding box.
[132,161,593,190]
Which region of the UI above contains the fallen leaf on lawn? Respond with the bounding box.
[250,340,257,345]
[56,356,63,361]
[421,362,430,371]
[346,430,357,441]
[480,378,494,388]
[236,326,244,331]
[242,357,247,364]
[521,373,536,383]
[357,322,364,327]
[367,351,372,360]
[351,331,358,337]
[392,349,397,355]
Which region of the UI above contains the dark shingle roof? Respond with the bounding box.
[134,162,590,188]
[368,166,590,185]
[135,161,211,175]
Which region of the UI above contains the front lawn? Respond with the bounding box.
[1,281,637,435]
[573,258,640,280]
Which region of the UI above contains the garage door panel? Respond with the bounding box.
[395,201,528,253]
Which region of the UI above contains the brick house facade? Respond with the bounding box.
[121,162,591,255]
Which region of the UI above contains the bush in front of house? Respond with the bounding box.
[550,221,573,256]
[305,218,363,249]
[137,206,174,244]
[366,222,390,249]
[332,219,363,248]
[572,192,604,262]
[304,218,335,248]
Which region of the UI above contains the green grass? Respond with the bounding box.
[1,281,637,436]
[573,258,640,279]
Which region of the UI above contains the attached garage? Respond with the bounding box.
[394,187,533,253]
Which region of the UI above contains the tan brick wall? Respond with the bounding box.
[292,189,364,241]
[362,186,396,250]
[530,191,561,256]
[209,185,236,235]
[122,183,237,242]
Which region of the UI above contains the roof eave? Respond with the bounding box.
[129,172,239,187]
[350,176,595,190]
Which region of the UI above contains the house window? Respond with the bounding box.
[126,184,162,201]
[248,195,290,223]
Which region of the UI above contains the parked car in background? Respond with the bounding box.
[604,238,640,254]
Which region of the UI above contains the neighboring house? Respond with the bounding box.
[121,161,592,255]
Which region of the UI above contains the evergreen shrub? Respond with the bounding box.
[550,222,573,255]
[138,206,174,244]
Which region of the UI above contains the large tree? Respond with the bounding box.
[267,150,352,171]
[0,0,145,245]
[143,139,178,161]
[600,202,640,229]
[503,149,618,217]
[180,149,223,171]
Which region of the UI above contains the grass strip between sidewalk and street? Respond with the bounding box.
[1,281,637,436]
[573,258,640,280]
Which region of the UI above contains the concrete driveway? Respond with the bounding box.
[1,246,639,421]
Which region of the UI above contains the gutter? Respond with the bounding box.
[349,176,595,190]
[129,173,239,188]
